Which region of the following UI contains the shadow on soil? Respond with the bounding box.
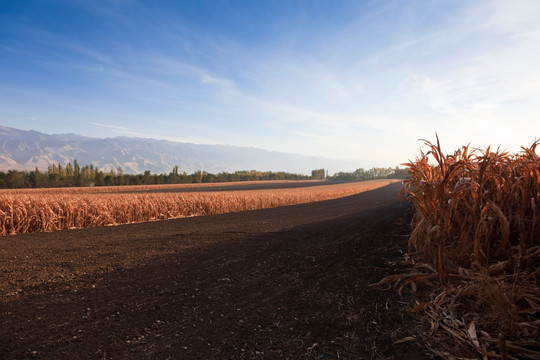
[1,184,433,359]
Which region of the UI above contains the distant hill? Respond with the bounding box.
[0,126,382,175]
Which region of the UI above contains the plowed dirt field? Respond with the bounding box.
[0,182,430,359]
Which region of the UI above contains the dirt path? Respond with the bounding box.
[0,182,429,359]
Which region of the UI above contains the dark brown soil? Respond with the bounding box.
[0,182,432,359]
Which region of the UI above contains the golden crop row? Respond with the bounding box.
[0,179,397,236]
[0,180,323,195]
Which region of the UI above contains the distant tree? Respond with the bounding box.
[142,170,152,184]
[58,163,65,177]
[28,168,45,188]
[4,170,28,188]
[330,166,400,181]
[311,169,325,180]
[94,169,105,186]
[74,159,81,176]
[0,162,310,189]
[193,170,203,183]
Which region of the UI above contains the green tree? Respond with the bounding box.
[74,159,80,176]
[193,170,203,183]
[311,169,325,180]
[66,162,74,177]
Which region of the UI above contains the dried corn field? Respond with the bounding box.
[399,137,540,359]
[0,180,319,195]
[0,179,397,236]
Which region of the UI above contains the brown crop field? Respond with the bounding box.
[0,179,398,236]
[0,179,327,195]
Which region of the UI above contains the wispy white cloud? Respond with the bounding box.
[91,122,129,131]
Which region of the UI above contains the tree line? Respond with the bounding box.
[330,166,408,181]
[0,160,407,189]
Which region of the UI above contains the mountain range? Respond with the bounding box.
[0,126,384,175]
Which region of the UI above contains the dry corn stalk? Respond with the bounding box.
[401,136,540,281]
[395,136,540,358]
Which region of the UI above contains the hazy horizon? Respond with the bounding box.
[1,0,539,163]
[2,125,395,175]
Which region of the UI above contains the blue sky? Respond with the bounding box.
[1,0,539,166]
